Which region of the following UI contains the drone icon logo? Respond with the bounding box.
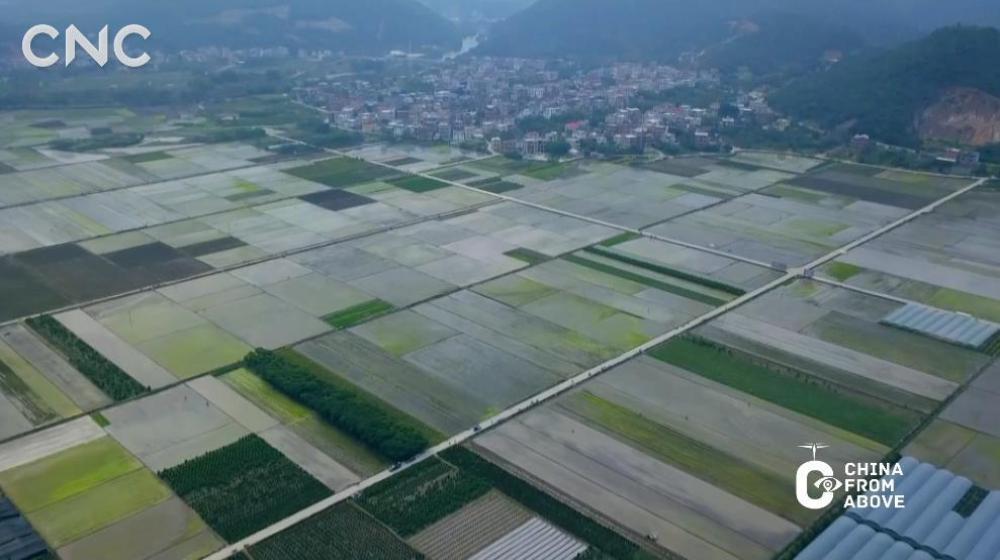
[795,443,841,510]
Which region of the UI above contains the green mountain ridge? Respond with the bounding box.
[475,0,1000,61]
[771,26,1000,147]
[4,0,463,54]
[703,13,868,76]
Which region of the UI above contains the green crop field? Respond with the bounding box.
[824,262,864,282]
[159,435,331,542]
[251,503,422,560]
[928,287,1000,324]
[583,246,745,296]
[599,233,642,247]
[28,469,172,547]
[0,437,142,513]
[285,157,397,188]
[324,300,396,330]
[649,336,922,446]
[358,458,490,537]
[563,392,812,526]
[122,151,173,164]
[469,156,572,181]
[564,255,729,307]
[504,248,550,266]
[389,175,449,193]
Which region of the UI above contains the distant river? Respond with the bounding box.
[444,35,480,60]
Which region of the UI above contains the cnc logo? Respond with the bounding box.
[795,444,906,511]
[22,25,152,68]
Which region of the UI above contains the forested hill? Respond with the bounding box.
[474,0,734,61]
[418,0,536,22]
[475,0,1000,62]
[770,26,1000,147]
[702,14,867,76]
[3,0,463,54]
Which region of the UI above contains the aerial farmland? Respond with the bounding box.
[0,102,997,560]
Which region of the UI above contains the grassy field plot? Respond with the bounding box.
[296,253,728,439]
[492,161,724,229]
[324,299,395,329]
[475,408,795,560]
[284,157,397,188]
[0,437,142,512]
[807,310,987,383]
[103,385,249,471]
[159,434,331,542]
[646,163,974,266]
[296,331,483,435]
[469,156,573,181]
[1,324,109,411]
[56,497,223,560]
[718,281,980,400]
[591,357,885,475]
[818,190,1000,328]
[250,502,421,560]
[649,336,921,446]
[561,390,812,526]
[220,369,384,478]
[0,336,79,429]
[27,468,171,547]
[0,436,175,549]
[85,291,252,378]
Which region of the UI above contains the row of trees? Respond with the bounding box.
[243,350,429,462]
[50,133,144,153]
[27,315,147,401]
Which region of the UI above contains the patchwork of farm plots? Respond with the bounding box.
[813,185,1000,489]
[295,236,777,435]
[243,449,635,560]
[473,278,995,560]
[0,143,268,210]
[0,108,157,154]
[0,200,622,443]
[429,154,800,229]
[342,143,482,173]
[0,323,106,441]
[0,422,224,560]
[647,162,976,266]
[0,155,501,322]
[906,359,1000,489]
[819,185,1000,323]
[1,130,997,560]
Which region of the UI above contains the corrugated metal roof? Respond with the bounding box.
[0,498,47,560]
[796,458,1000,560]
[883,303,999,349]
[467,517,588,560]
